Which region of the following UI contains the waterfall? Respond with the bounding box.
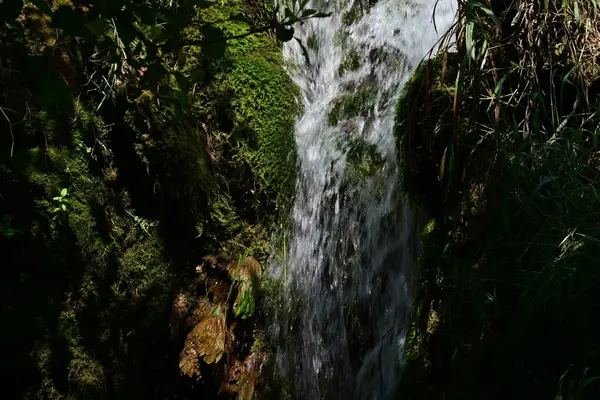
[269,0,455,398]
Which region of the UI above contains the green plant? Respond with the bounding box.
[397,0,600,398]
[51,187,69,214]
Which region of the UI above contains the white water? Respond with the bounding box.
[270,0,455,398]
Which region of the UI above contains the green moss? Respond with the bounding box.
[216,56,300,206]
[182,0,281,73]
[328,85,377,126]
[342,4,362,26]
[343,136,385,183]
[333,29,348,48]
[307,34,319,50]
[393,51,459,217]
[338,50,361,76]
[1,0,296,397]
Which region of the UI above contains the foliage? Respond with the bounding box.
[0,0,328,398]
[396,0,600,398]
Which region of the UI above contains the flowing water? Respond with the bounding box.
[270,0,455,398]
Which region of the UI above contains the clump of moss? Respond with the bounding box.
[341,0,379,26]
[338,50,361,76]
[344,136,385,182]
[307,34,319,50]
[216,56,300,206]
[328,85,378,126]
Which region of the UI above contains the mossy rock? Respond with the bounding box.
[216,56,300,207]
[338,50,361,76]
[343,135,385,183]
[328,85,378,126]
[394,51,459,217]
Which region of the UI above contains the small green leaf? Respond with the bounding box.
[284,7,293,21]
[313,12,332,18]
[61,204,67,211]
[532,176,555,196]
[471,2,499,26]
[302,9,317,17]
[61,188,68,197]
[487,74,507,112]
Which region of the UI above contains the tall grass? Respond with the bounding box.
[398,0,600,398]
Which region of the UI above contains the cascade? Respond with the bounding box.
[270,1,455,397]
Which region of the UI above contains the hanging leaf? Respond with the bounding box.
[229,258,261,319]
[61,188,68,197]
[284,7,293,22]
[52,6,89,37]
[470,2,499,26]
[440,146,448,180]
[465,21,475,62]
[276,26,295,42]
[294,37,311,65]
[179,304,227,377]
[302,9,317,17]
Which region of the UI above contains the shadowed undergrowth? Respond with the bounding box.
[0,0,303,398]
[396,0,600,398]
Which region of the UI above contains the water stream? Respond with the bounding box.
[270,1,455,398]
